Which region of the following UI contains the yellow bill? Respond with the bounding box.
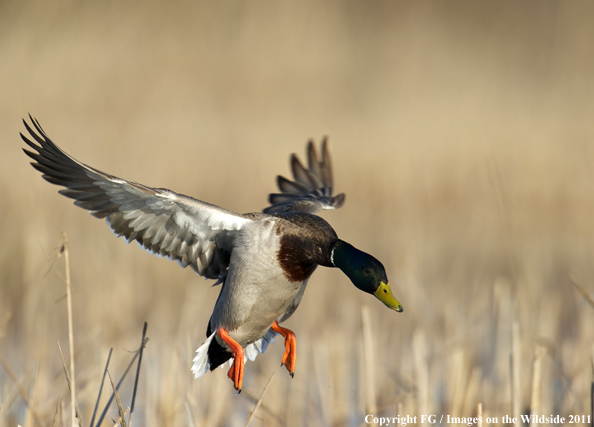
[374,281,403,312]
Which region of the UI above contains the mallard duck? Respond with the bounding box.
[21,116,403,392]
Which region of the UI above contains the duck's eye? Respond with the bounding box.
[363,267,371,274]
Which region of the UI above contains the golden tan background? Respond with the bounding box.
[1,1,594,425]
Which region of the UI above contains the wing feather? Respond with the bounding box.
[264,138,345,214]
[22,116,252,282]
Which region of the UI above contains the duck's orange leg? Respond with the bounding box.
[272,321,297,377]
[218,328,245,392]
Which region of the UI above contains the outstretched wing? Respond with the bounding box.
[21,116,252,283]
[264,138,345,214]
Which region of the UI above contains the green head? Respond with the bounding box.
[331,240,403,312]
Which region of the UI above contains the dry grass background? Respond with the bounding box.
[1,1,594,426]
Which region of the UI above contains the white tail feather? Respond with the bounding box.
[191,332,215,378]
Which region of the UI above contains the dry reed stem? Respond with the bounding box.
[58,232,77,427]
[25,362,41,427]
[57,231,76,427]
[510,321,520,427]
[107,370,127,427]
[90,348,113,427]
[241,389,284,425]
[313,340,332,424]
[204,369,228,426]
[60,395,66,427]
[477,402,483,427]
[128,322,148,427]
[244,371,275,427]
[111,407,130,427]
[0,383,20,422]
[590,357,593,427]
[0,310,13,341]
[57,340,83,427]
[449,350,466,417]
[361,306,377,420]
[52,396,62,427]
[569,277,594,311]
[529,345,546,424]
[184,402,196,427]
[0,351,46,427]
[95,335,149,427]
[462,368,481,417]
[413,330,429,427]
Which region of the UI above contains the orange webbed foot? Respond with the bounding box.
[272,321,297,377]
[218,328,245,393]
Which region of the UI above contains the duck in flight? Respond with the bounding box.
[21,116,403,392]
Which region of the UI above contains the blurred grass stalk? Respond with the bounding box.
[511,321,520,427]
[361,305,377,419]
[61,232,78,427]
[529,345,546,426]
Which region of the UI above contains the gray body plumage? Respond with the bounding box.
[212,216,288,346]
[210,212,336,351]
[212,217,301,348]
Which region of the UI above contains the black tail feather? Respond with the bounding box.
[206,321,232,370]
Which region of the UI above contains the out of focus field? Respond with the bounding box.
[1,1,594,426]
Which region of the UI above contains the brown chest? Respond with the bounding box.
[277,233,329,282]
